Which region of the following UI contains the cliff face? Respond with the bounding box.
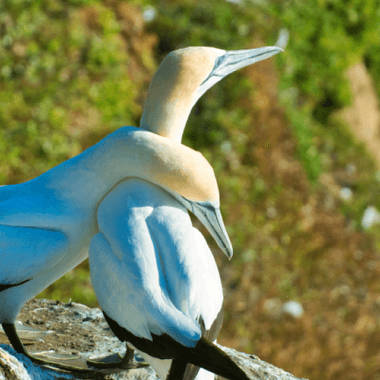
[2,2,380,380]
[0,299,306,380]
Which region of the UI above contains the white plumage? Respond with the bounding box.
[0,127,230,369]
[0,44,282,373]
[88,45,282,378]
[89,178,225,379]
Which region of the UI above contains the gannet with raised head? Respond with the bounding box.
[140,45,283,142]
[0,128,230,370]
[89,178,249,380]
[88,45,282,376]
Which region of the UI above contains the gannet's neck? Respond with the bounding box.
[140,47,225,142]
[140,103,191,143]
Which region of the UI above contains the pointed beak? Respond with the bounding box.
[190,201,233,259]
[196,45,283,99]
[161,190,233,258]
[210,45,283,79]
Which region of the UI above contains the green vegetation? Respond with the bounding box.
[0,0,145,185]
[2,1,380,379]
[275,0,379,183]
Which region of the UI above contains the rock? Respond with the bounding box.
[361,206,380,230]
[283,301,304,319]
[0,346,74,380]
[0,299,307,380]
[275,29,289,50]
[339,187,353,202]
[142,6,156,23]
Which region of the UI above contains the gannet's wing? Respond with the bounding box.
[89,207,201,347]
[0,225,68,287]
[145,207,224,380]
[146,206,223,330]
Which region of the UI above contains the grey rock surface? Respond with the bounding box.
[0,299,307,380]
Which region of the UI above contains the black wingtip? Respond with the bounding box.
[188,337,250,380]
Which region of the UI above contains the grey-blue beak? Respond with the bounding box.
[197,46,283,98]
[210,46,283,79]
[163,189,233,258]
[186,199,233,259]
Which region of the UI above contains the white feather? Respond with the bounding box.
[89,178,223,378]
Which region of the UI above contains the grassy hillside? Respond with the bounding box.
[2,1,380,379]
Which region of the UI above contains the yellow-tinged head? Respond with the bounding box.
[140,45,283,141]
[137,45,283,257]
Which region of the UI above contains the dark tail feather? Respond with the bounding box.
[186,337,250,380]
[167,357,189,380]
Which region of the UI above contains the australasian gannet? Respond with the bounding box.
[0,128,231,371]
[88,45,282,378]
[140,46,283,142]
[0,44,281,373]
[89,178,248,380]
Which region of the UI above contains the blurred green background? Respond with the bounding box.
[1,0,380,379]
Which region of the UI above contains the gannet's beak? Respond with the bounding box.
[212,46,283,78]
[161,187,233,259]
[184,199,233,259]
[197,46,283,98]
[192,201,233,259]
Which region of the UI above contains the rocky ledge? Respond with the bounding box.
[0,299,307,380]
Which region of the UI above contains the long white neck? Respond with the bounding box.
[140,103,192,142]
[139,47,224,141]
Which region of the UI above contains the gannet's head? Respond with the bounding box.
[140,45,283,141]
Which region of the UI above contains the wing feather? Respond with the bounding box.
[90,186,202,347]
[0,225,68,286]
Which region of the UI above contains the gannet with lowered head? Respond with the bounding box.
[0,128,230,371]
[89,178,248,380]
[88,45,282,377]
